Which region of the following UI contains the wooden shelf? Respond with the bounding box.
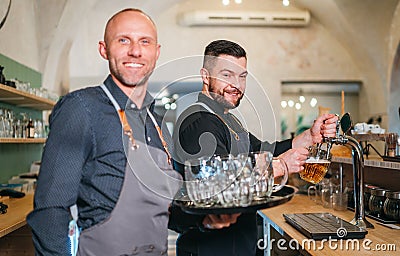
[0,138,46,144]
[352,133,386,142]
[0,83,56,110]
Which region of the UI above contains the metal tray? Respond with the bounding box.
[173,185,297,215]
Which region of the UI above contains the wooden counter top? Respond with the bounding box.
[259,195,399,255]
[0,193,33,238]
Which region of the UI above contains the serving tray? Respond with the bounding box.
[173,185,297,215]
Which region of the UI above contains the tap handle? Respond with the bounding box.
[335,114,341,137]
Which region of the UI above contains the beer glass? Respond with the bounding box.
[184,152,289,207]
[385,133,398,157]
[184,157,220,206]
[184,155,250,207]
[321,182,334,208]
[299,145,331,184]
[238,151,288,199]
[332,187,349,211]
[213,155,247,207]
[307,178,330,204]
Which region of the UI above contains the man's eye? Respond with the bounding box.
[140,39,150,45]
[119,38,129,44]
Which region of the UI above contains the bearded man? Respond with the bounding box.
[170,39,337,256]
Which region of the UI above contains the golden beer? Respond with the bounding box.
[299,158,330,184]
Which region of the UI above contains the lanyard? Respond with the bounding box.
[100,84,172,164]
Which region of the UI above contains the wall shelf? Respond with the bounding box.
[0,83,56,110]
[0,138,46,144]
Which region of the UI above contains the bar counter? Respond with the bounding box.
[259,194,399,256]
[0,193,33,238]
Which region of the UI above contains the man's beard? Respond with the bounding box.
[109,62,153,87]
[209,85,243,110]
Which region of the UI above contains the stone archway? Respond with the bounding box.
[41,0,184,95]
[41,0,96,95]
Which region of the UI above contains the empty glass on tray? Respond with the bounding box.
[184,151,289,208]
[238,151,288,199]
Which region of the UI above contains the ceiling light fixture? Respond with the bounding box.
[282,0,290,7]
[223,0,243,5]
[310,97,318,108]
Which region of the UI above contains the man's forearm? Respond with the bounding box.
[292,129,313,149]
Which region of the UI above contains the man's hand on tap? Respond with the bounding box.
[311,113,339,143]
[292,114,339,149]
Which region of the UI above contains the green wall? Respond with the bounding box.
[0,54,43,183]
[0,144,44,183]
[0,54,41,88]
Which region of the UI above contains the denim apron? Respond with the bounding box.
[77,85,181,256]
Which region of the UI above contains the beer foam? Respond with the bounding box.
[305,157,330,164]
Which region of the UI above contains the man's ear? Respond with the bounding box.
[98,41,108,60]
[200,68,210,91]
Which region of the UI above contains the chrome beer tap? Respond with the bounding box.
[323,113,374,229]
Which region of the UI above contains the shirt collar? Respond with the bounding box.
[103,75,155,111]
[197,92,226,115]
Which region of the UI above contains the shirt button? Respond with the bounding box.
[147,136,151,142]
[130,103,136,109]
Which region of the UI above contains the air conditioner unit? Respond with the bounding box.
[178,10,310,27]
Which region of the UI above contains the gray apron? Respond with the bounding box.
[194,102,250,155]
[193,102,254,256]
[227,113,250,155]
[77,85,181,256]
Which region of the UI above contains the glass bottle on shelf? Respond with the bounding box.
[27,118,35,138]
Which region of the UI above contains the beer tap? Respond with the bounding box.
[323,113,374,229]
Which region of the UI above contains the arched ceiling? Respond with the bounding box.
[39,0,399,92]
[36,0,400,130]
